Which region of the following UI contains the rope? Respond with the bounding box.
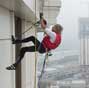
[34,0,37,88]
[38,49,48,88]
[0,23,35,41]
[22,12,43,35]
[10,11,14,63]
[38,1,51,87]
[22,23,36,35]
[40,53,48,79]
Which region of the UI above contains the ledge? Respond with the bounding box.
[0,0,38,23]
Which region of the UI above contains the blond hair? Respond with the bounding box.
[53,24,63,34]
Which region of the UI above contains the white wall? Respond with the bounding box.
[0,7,15,88]
[23,0,40,19]
[79,18,89,65]
[22,21,37,88]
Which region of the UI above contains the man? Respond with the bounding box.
[6,19,63,70]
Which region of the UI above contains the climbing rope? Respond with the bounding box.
[38,0,50,81]
[40,51,48,79]
[34,0,37,88]
[38,1,50,87]
[33,1,48,88]
[38,49,49,88]
[21,21,39,35]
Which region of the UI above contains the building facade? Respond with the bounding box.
[79,18,89,65]
[0,0,61,88]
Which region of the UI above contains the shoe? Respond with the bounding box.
[11,35,16,44]
[48,51,53,56]
[6,64,16,70]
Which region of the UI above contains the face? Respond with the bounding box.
[52,26,61,34]
[52,26,56,32]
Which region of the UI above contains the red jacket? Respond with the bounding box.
[42,33,61,50]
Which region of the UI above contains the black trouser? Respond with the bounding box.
[13,36,46,67]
